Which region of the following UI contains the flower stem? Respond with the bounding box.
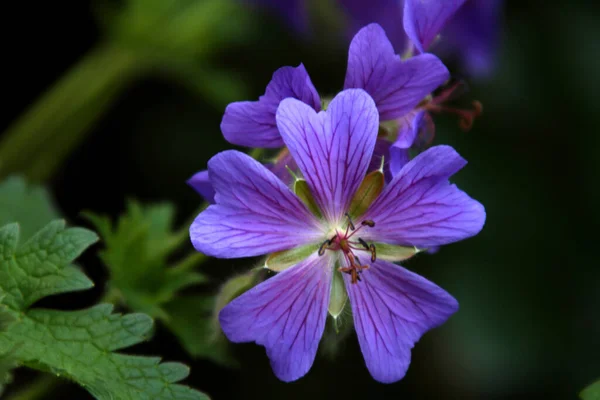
[5,374,61,400]
[0,43,141,183]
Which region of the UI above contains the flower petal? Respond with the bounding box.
[389,110,428,176]
[403,0,467,53]
[276,89,379,224]
[441,0,503,77]
[345,258,458,383]
[190,150,323,258]
[221,64,320,148]
[360,145,486,248]
[187,170,215,204]
[219,253,333,382]
[344,23,449,120]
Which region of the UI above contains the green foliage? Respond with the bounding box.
[0,176,59,240]
[0,221,208,399]
[85,201,236,367]
[84,201,207,320]
[582,380,600,400]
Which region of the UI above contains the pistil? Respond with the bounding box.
[318,214,377,284]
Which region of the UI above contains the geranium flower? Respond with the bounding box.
[189,23,449,200]
[190,89,485,382]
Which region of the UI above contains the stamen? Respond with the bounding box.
[358,238,370,250]
[332,219,376,284]
[369,244,377,262]
[318,240,329,256]
[345,213,356,231]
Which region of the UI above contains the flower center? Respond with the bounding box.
[318,213,376,285]
[422,80,483,131]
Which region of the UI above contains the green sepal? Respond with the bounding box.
[328,270,347,320]
[379,119,400,141]
[264,244,319,272]
[347,169,385,218]
[375,243,422,262]
[214,269,263,314]
[294,179,322,218]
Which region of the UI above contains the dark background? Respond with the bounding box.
[1,0,599,399]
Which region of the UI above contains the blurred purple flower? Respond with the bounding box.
[189,89,486,382]
[245,0,502,77]
[189,23,449,202]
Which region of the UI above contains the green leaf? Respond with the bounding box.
[0,221,208,399]
[0,176,59,240]
[84,201,208,320]
[581,380,600,400]
[348,169,384,219]
[0,304,17,396]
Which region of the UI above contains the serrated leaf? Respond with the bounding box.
[0,221,208,400]
[582,380,600,400]
[0,221,96,310]
[83,200,208,319]
[0,176,59,241]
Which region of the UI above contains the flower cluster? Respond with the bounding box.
[188,4,487,384]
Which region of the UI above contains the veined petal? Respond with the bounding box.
[190,150,323,258]
[403,0,468,53]
[389,110,428,176]
[219,253,333,382]
[344,24,449,120]
[221,64,320,148]
[360,145,486,248]
[187,169,215,204]
[276,89,379,224]
[344,258,458,383]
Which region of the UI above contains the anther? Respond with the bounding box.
[358,238,370,250]
[369,244,377,262]
[361,220,375,227]
[318,240,329,256]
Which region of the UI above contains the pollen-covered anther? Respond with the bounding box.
[369,243,377,262]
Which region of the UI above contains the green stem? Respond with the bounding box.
[5,374,61,400]
[171,252,207,273]
[0,43,142,182]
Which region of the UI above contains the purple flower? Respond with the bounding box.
[190,89,486,382]
[245,0,501,77]
[189,23,449,203]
